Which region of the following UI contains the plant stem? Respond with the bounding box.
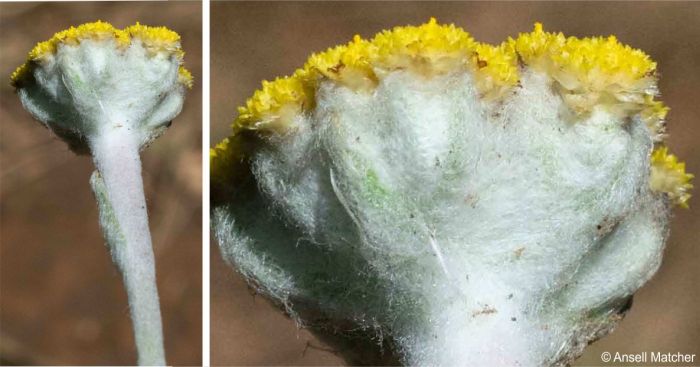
[89,128,165,366]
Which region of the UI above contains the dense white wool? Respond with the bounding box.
[215,69,670,365]
[90,159,164,366]
[16,38,185,366]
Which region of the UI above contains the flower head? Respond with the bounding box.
[11,20,193,153]
[213,19,690,208]
[212,20,692,366]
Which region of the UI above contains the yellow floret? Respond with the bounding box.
[650,147,693,208]
[515,23,656,89]
[124,22,182,55]
[10,21,188,88]
[369,17,478,76]
[471,41,519,98]
[178,66,194,89]
[234,72,314,134]
[304,34,377,91]
[514,22,657,117]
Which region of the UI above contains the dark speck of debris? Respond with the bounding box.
[472,305,497,317]
[328,62,345,73]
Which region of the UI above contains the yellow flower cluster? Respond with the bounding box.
[472,41,519,98]
[178,67,194,89]
[229,20,668,137]
[514,23,666,137]
[514,23,656,82]
[212,19,691,207]
[650,147,694,208]
[231,18,523,134]
[125,22,184,57]
[10,21,193,89]
[234,73,312,134]
[369,17,477,76]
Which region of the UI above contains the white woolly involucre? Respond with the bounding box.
[214,70,669,366]
[17,38,187,366]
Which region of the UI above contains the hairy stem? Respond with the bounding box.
[89,129,165,366]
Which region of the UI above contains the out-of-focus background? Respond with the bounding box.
[0,2,202,365]
[211,2,699,366]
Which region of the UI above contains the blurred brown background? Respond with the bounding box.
[0,2,202,365]
[211,2,699,366]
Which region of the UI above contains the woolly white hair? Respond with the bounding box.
[214,68,669,365]
[17,38,185,153]
[15,32,188,366]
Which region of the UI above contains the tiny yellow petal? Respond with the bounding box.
[650,146,694,208]
[178,66,194,89]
